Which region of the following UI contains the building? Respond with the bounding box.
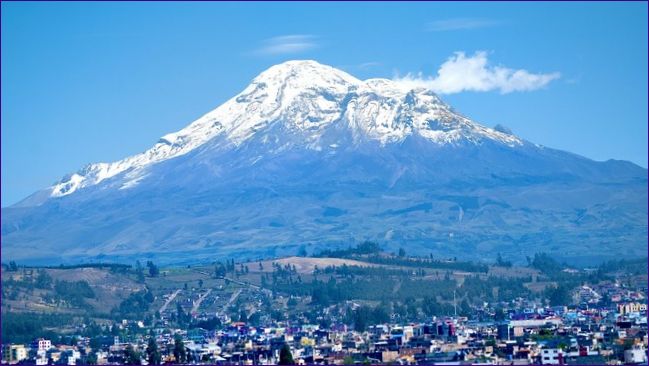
[2,345,28,364]
[32,338,52,351]
[618,302,648,315]
[540,348,563,365]
[624,346,648,364]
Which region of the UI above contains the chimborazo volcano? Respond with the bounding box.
[2,60,647,265]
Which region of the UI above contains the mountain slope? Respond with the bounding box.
[2,60,646,265]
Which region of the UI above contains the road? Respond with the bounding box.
[159,289,181,314]
[222,276,261,290]
[217,288,242,316]
[191,289,212,314]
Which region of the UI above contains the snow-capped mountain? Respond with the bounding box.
[47,60,520,199]
[2,60,646,265]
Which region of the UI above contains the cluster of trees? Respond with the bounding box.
[598,257,648,276]
[314,241,487,272]
[48,263,131,270]
[270,263,298,281]
[54,280,95,307]
[190,316,222,331]
[134,261,161,283]
[531,253,564,276]
[214,259,237,278]
[35,270,53,289]
[259,263,304,288]
[6,261,19,271]
[318,264,427,278]
[360,255,488,273]
[460,275,532,303]
[315,241,382,258]
[119,336,164,366]
[174,303,192,326]
[545,284,573,306]
[2,269,54,296]
[271,275,461,308]
[114,290,154,318]
[346,304,390,331]
[1,312,72,343]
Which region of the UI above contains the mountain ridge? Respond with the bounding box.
[23,60,522,205]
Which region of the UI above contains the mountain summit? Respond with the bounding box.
[35,60,519,200]
[3,60,646,265]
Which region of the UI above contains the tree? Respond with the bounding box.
[89,337,102,351]
[351,306,371,332]
[135,261,145,283]
[422,296,441,317]
[35,270,53,289]
[86,352,98,365]
[146,261,160,277]
[548,284,572,306]
[279,343,294,365]
[214,263,227,278]
[176,303,189,325]
[496,253,512,268]
[144,290,154,303]
[398,248,406,257]
[298,245,308,257]
[173,334,187,363]
[494,307,506,322]
[124,344,141,365]
[343,355,355,365]
[459,299,472,317]
[111,323,120,336]
[146,337,162,365]
[198,279,204,288]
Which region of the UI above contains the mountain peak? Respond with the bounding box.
[254,60,360,84]
[248,60,361,101]
[39,60,523,201]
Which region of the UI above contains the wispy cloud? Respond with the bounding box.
[254,35,319,56]
[425,18,499,32]
[357,61,382,70]
[393,51,560,94]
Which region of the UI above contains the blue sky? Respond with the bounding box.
[2,2,647,206]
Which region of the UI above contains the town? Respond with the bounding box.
[2,244,647,365]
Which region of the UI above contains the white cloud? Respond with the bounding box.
[254,35,319,56]
[393,51,560,94]
[425,18,499,31]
